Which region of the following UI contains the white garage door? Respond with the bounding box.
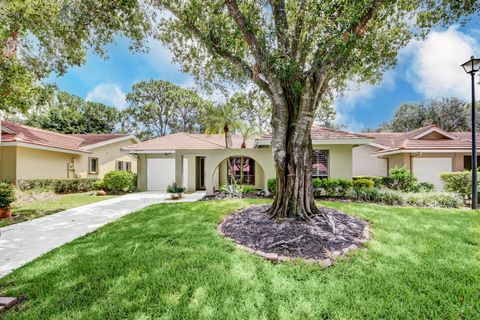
[412,158,452,191]
[147,158,188,191]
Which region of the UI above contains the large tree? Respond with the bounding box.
[364,98,474,132]
[0,0,150,113]
[125,80,211,140]
[150,0,479,219]
[24,89,123,134]
[229,89,272,134]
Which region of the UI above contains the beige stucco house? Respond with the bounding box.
[0,121,139,183]
[122,127,372,195]
[353,125,480,190]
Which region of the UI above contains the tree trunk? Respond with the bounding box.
[268,83,323,220]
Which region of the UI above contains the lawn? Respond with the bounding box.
[0,194,117,228]
[0,200,479,319]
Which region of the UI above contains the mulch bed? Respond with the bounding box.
[201,191,270,201]
[219,204,369,263]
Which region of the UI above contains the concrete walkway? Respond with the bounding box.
[0,191,205,277]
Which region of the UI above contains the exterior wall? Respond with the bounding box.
[352,145,388,176]
[136,144,358,195]
[0,146,17,182]
[315,144,354,179]
[387,153,409,170]
[137,153,175,191]
[75,139,138,178]
[15,147,77,180]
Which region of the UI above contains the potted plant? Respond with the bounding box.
[166,182,185,200]
[0,182,15,219]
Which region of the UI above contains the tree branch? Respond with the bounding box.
[268,0,289,53]
[291,0,306,61]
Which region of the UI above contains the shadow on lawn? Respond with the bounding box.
[0,200,479,319]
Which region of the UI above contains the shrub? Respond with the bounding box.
[353,178,375,190]
[219,184,243,198]
[17,179,55,191]
[241,185,255,193]
[313,178,353,197]
[267,178,276,194]
[440,171,474,199]
[52,179,99,193]
[102,170,135,194]
[353,176,383,187]
[410,181,435,193]
[384,167,418,191]
[166,182,185,194]
[0,182,15,208]
[93,179,105,190]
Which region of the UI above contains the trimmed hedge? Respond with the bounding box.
[0,182,15,208]
[353,187,463,208]
[353,176,383,187]
[267,178,276,194]
[440,171,475,200]
[313,178,353,197]
[102,170,136,194]
[353,179,375,189]
[17,178,99,194]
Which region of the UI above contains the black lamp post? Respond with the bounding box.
[461,56,480,209]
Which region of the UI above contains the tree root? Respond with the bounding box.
[268,235,304,249]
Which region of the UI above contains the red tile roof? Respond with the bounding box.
[364,125,480,154]
[1,121,136,153]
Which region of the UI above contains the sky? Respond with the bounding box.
[53,17,480,132]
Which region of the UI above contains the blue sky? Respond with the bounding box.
[53,19,480,132]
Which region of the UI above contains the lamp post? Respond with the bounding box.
[461,56,480,209]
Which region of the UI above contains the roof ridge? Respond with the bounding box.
[312,126,371,138]
[184,132,226,148]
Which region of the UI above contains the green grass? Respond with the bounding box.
[0,200,479,319]
[0,194,116,228]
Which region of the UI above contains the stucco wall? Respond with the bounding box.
[75,139,138,178]
[16,147,77,180]
[315,144,354,179]
[352,145,388,176]
[0,146,17,182]
[388,153,409,170]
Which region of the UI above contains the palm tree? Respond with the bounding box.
[204,103,240,148]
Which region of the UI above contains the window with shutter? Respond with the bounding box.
[312,150,329,178]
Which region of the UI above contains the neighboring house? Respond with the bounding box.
[122,127,372,195]
[353,125,480,190]
[0,121,139,183]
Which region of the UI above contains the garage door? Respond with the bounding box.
[412,158,452,191]
[147,158,188,191]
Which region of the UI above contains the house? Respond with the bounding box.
[122,127,372,194]
[0,121,139,183]
[353,125,480,190]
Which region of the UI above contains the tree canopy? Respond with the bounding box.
[0,0,151,112]
[24,88,123,134]
[125,80,212,140]
[364,98,475,132]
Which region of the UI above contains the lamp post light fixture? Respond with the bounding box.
[461,56,480,209]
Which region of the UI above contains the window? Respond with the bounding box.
[88,157,99,174]
[312,150,329,178]
[228,157,255,185]
[125,162,132,172]
[464,155,480,170]
[116,161,124,171]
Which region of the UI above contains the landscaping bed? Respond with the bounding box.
[219,204,368,262]
[201,190,269,201]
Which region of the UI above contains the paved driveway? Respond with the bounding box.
[0,191,205,277]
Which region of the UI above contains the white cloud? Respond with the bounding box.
[86,83,127,109]
[405,26,478,99]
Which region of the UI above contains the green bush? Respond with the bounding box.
[410,181,435,193]
[353,176,383,187]
[353,178,375,190]
[52,179,99,193]
[219,184,243,198]
[166,182,185,194]
[0,182,15,208]
[93,179,105,190]
[17,179,55,191]
[241,185,255,193]
[352,187,462,208]
[383,167,418,191]
[440,171,474,200]
[267,178,276,194]
[313,178,353,197]
[103,170,135,194]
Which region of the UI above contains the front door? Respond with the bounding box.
[196,157,206,190]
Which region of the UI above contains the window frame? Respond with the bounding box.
[88,157,99,174]
[116,161,124,171]
[312,149,329,179]
[227,157,256,185]
[125,161,132,172]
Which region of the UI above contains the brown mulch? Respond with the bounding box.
[220,204,368,261]
[201,191,270,201]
